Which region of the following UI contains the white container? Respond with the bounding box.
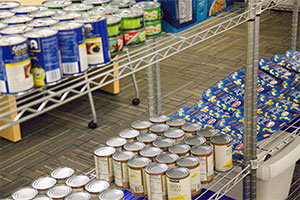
[166,167,191,200]
[211,134,232,172]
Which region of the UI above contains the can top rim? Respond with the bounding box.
[132,1,160,10]
[136,133,157,142]
[52,21,83,30]
[124,141,145,151]
[181,122,201,132]
[84,180,110,193]
[131,120,152,129]
[176,156,200,167]
[168,143,191,154]
[98,189,124,200]
[196,128,219,138]
[94,146,116,156]
[119,8,144,18]
[47,185,72,198]
[211,134,232,145]
[42,0,72,8]
[0,1,20,9]
[66,175,90,187]
[10,5,40,13]
[139,147,162,157]
[156,153,179,164]
[149,114,169,123]
[166,117,186,126]
[75,12,105,23]
[2,15,33,24]
[63,3,94,11]
[119,129,139,139]
[166,167,190,179]
[164,129,184,139]
[112,150,134,161]
[11,187,38,200]
[190,145,213,156]
[153,138,175,148]
[128,157,151,168]
[23,28,58,38]
[0,34,27,46]
[51,167,75,179]
[33,195,52,200]
[106,137,127,147]
[149,124,169,133]
[184,136,206,146]
[82,0,111,4]
[31,176,57,190]
[65,191,91,200]
[28,9,57,17]
[145,163,168,174]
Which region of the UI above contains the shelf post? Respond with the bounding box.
[147,41,156,117]
[153,38,163,115]
[85,72,98,127]
[291,0,299,50]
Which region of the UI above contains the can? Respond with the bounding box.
[128,157,151,196]
[168,143,191,157]
[27,18,59,28]
[136,133,157,146]
[94,146,116,182]
[0,10,14,20]
[76,13,110,67]
[11,5,40,15]
[123,141,145,156]
[29,10,57,19]
[149,124,169,137]
[132,1,161,22]
[131,120,152,133]
[63,3,94,12]
[38,6,48,10]
[123,28,146,46]
[145,163,168,200]
[152,138,175,151]
[32,177,57,194]
[106,15,121,37]
[155,153,178,168]
[47,185,72,199]
[119,129,140,141]
[0,1,20,10]
[145,20,162,38]
[0,35,34,95]
[66,175,90,191]
[196,128,219,145]
[166,117,186,128]
[98,189,124,200]
[184,135,206,147]
[112,150,134,188]
[90,5,120,15]
[106,137,127,150]
[176,157,201,196]
[65,191,91,200]
[82,0,110,7]
[11,188,38,200]
[120,8,144,30]
[2,15,33,25]
[33,195,52,200]
[139,146,162,161]
[51,167,75,184]
[52,10,82,21]
[84,180,109,196]
[149,114,169,124]
[42,0,72,10]
[211,134,233,172]
[24,28,62,86]
[52,21,88,76]
[0,22,8,30]
[108,34,123,58]
[181,122,201,137]
[166,167,191,200]
[109,0,136,9]
[163,129,185,144]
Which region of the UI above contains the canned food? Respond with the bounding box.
[149,114,169,124]
[120,8,144,30]
[152,138,175,151]
[11,5,40,15]
[128,157,151,196]
[166,117,186,128]
[181,122,201,136]
[168,143,191,157]
[196,128,219,145]
[52,10,82,21]
[131,120,152,133]
[112,150,134,188]
[82,0,110,7]
[11,188,38,200]
[32,177,57,194]
[0,22,8,30]
[27,18,59,28]
[211,134,233,172]
[2,15,33,25]
[166,167,191,200]
[51,167,75,184]
[0,35,34,95]
[47,185,72,199]
[90,5,120,15]
[163,129,185,144]
[52,21,88,76]
[145,20,162,38]
[0,1,20,10]
[155,153,178,168]
[63,3,94,12]
[123,27,146,46]
[29,10,57,19]
[190,145,214,183]
[176,157,201,196]
[94,146,116,182]
[65,191,91,200]
[139,147,162,161]
[76,13,110,67]
[66,175,90,191]
[24,28,62,86]
[132,1,161,22]
[0,10,14,20]
[149,124,169,137]
[123,141,145,156]
[109,0,136,9]
[108,34,123,58]
[106,137,127,150]
[33,195,52,200]
[136,133,157,146]
[42,0,72,10]
[119,129,140,141]
[84,180,109,195]
[98,189,124,200]
[184,135,206,147]
[38,6,48,10]
[145,163,168,200]
[106,15,121,37]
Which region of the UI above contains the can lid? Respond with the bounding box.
[29,9,57,18]
[155,153,179,164]
[136,133,157,143]
[168,143,191,154]
[66,192,91,200]
[0,10,15,19]
[128,157,151,168]
[106,137,127,148]
[139,147,162,158]
[11,187,38,200]
[211,134,232,145]
[119,8,144,18]
[106,15,121,25]
[0,1,20,9]
[94,146,116,157]
[196,128,219,138]
[176,156,200,168]
[119,129,139,139]
[33,195,52,200]
[181,122,201,132]
[75,12,105,23]
[0,34,27,46]
[190,145,212,156]
[149,114,169,123]
[113,150,134,161]
[166,117,186,127]
[0,24,32,35]
[27,18,59,27]
[2,15,33,24]
[166,167,189,179]
[91,5,119,15]
[52,11,82,21]
[52,21,83,30]
[109,0,135,8]
[124,141,145,152]
[63,3,94,12]
[134,1,160,10]
[82,0,110,5]
[31,177,57,190]
[131,120,152,130]
[145,163,168,174]
[47,185,72,198]
[149,124,169,133]
[11,5,40,14]
[43,0,72,8]
[184,136,206,146]
[153,138,175,148]
[51,167,75,180]
[23,28,58,38]
[84,180,109,193]
[98,189,124,200]
[66,175,90,188]
[0,22,8,29]
[163,129,184,139]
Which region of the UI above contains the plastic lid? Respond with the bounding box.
[66,175,90,188]
[166,167,189,179]
[136,133,157,143]
[184,136,206,146]
[0,34,27,46]
[176,156,200,168]
[112,150,134,161]
[128,157,151,168]
[94,146,116,157]
[139,147,162,158]
[47,185,72,198]
[181,123,201,132]
[164,129,184,139]
[65,192,91,200]
[98,189,124,200]
[131,120,152,130]
[168,144,191,154]
[166,117,186,127]
[155,153,179,164]
[23,28,58,38]
[106,137,127,148]
[124,141,145,152]
[190,145,213,156]
[196,128,219,138]
[84,180,109,193]
[211,134,232,145]
[11,188,38,200]
[149,114,169,123]
[119,129,139,139]
[31,177,56,190]
[153,138,175,148]
[51,167,75,180]
[145,163,168,174]
[149,124,169,133]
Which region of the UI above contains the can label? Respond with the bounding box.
[95,156,113,182]
[128,168,146,195]
[146,173,166,200]
[214,144,232,171]
[145,21,161,37]
[113,160,129,188]
[108,35,123,57]
[144,7,161,22]
[167,176,191,200]
[190,165,201,194]
[198,154,213,182]
[124,29,146,46]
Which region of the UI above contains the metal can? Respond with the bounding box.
[0,10,14,20]
[176,156,201,196]
[120,8,144,30]
[94,146,116,182]
[166,167,191,200]
[65,191,91,200]
[52,21,88,76]
[149,114,169,124]
[0,1,20,10]
[31,177,57,194]
[27,18,59,28]
[98,189,124,200]
[29,10,57,19]
[168,143,191,157]
[184,135,206,147]
[119,129,140,141]
[149,124,169,137]
[106,15,121,37]
[123,141,145,156]
[109,0,136,9]
[82,0,110,7]
[33,195,52,200]
[66,175,90,191]
[123,28,146,46]
[0,35,34,95]
[112,150,134,188]
[0,22,8,30]
[155,153,178,168]
[132,1,161,22]
[11,5,40,15]
[106,137,127,150]
[128,157,151,196]
[51,167,75,184]
[144,20,161,38]
[52,10,81,21]
[190,145,214,183]
[2,15,33,25]
[63,3,94,12]
[47,185,72,199]
[11,188,38,200]
[211,134,233,172]
[152,138,175,151]
[24,28,62,86]
[145,163,168,200]
[166,117,186,128]
[196,128,219,145]
[136,133,157,146]
[90,5,120,15]
[42,0,72,10]
[131,120,152,133]
[181,122,201,137]
[76,12,110,67]
[84,180,109,196]
[139,146,162,161]
[108,34,123,58]
[163,129,185,144]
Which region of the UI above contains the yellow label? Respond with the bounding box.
[85,37,101,42]
[5,58,31,67]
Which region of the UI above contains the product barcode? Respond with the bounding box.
[63,62,79,74]
[134,185,143,193]
[0,81,6,93]
[46,69,61,83]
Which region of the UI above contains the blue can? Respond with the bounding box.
[285,50,300,61]
[10,5,40,15]
[52,11,82,22]
[24,28,62,86]
[2,15,33,25]
[76,13,110,67]
[0,1,20,10]
[0,35,34,95]
[52,21,88,76]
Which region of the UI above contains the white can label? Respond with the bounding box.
[198,154,214,182]
[128,168,145,194]
[214,144,232,171]
[190,166,201,192]
[86,37,104,65]
[146,173,166,200]
[113,160,128,187]
[95,156,113,181]
[167,176,191,200]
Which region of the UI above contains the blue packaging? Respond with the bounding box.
[232,138,244,159]
[272,54,300,73]
[282,80,300,90]
[196,0,208,22]
[216,78,244,99]
[216,117,245,140]
[270,86,300,104]
[228,69,245,87]
[257,114,286,138]
[285,50,300,61]
[194,99,231,119]
[208,0,233,16]
[24,28,62,86]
